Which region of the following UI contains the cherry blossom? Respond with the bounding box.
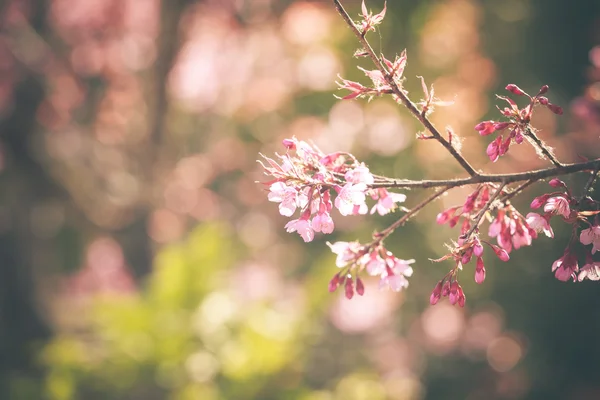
[526,212,554,238]
[335,182,368,216]
[578,254,600,281]
[544,196,570,218]
[580,224,600,254]
[285,217,314,242]
[552,250,579,282]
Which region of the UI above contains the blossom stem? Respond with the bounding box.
[524,127,563,167]
[463,181,507,239]
[369,158,600,189]
[332,0,478,177]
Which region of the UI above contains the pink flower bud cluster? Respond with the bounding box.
[260,137,406,242]
[429,235,511,307]
[437,185,491,235]
[327,241,415,298]
[475,85,563,162]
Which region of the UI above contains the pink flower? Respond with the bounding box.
[268,182,300,217]
[327,241,364,267]
[580,225,600,254]
[475,121,498,136]
[486,136,502,162]
[335,183,368,216]
[345,165,375,185]
[526,212,554,238]
[365,252,386,276]
[312,212,335,234]
[378,257,414,292]
[578,255,600,281]
[552,250,579,282]
[544,196,570,218]
[370,189,406,216]
[285,218,314,242]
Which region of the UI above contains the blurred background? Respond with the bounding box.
[1,0,600,399]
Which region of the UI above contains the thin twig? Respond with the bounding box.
[374,185,451,242]
[332,0,478,177]
[524,127,563,167]
[369,158,600,189]
[463,181,507,239]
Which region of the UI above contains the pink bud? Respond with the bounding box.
[436,207,457,224]
[461,219,471,235]
[486,137,501,162]
[538,85,549,95]
[430,281,443,305]
[441,280,451,296]
[328,273,340,292]
[475,257,486,284]
[475,121,497,136]
[356,277,365,296]
[491,245,510,262]
[538,96,549,105]
[461,248,473,265]
[345,278,354,299]
[448,215,460,228]
[473,240,484,257]
[457,290,466,308]
[549,178,565,188]
[493,122,510,131]
[505,84,526,96]
[547,103,563,115]
[530,194,549,209]
[448,281,459,305]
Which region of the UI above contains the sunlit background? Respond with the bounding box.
[1,0,600,399]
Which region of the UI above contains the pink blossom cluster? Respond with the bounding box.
[475,84,563,162]
[429,235,510,307]
[437,185,491,235]
[327,241,414,298]
[260,137,406,242]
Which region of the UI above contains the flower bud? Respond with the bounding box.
[473,239,484,257]
[549,178,565,188]
[493,122,510,131]
[430,281,443,305]
[475,121,497,136]
[328,273,340,292]
[547,103,563,115]
[530,194,549,209]
[345,278,354,299]
[538,85,549,95]
[442,280,451,296]
[538,96,549,105]
[505,84,526,96]
[491,245,510,262]
[356,277,365,296]
[475,257,486,284]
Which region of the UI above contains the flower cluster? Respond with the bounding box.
[260,137,406,243]
[475,84,563,162]
[327,241,414,298]
[258,0,600,308]
[429,235,510,307]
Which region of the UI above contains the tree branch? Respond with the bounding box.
[332,0,478,177]
[369,158,600,189]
